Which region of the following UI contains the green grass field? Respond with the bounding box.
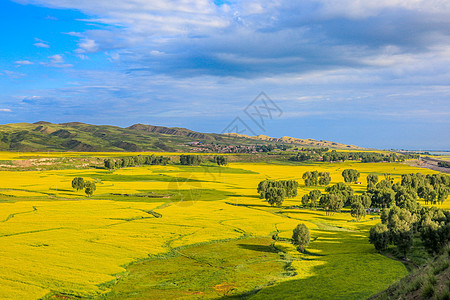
[0,152,446,299]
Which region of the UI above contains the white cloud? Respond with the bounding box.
[14,60,34,65]
[0,108,12,112]
[76,38,98,53]
[316,0,450,19]
[2,70,25,78]
[33,42,50,48]
[49,54,64,64]
[41,54,73,68]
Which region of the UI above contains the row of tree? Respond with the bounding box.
[290,149,419,163]
[302,171,331,186]
[104,155,170,169]
[370,205,450,257]
[438,161,450,168]
[179,155,202,165]
[257,179,299,206]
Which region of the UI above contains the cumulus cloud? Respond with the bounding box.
[6,0,450,148]
[0,108,12,112]
[16,0,450,79]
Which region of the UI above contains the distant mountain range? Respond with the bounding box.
[0,122,364,152]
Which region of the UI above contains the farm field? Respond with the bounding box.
[0,152,446,299]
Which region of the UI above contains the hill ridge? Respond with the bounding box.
[0,121,364,152]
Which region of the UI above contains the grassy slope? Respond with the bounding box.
[369,246,450,300]
[0,122,362,152]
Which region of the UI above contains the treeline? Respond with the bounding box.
[257,179,299,206]
[438,161,450,168]
[323,150,416,163]
[300,182,370,218]
[104,155,170,169]
[367,173,449,209]
[367,173,450,255]
[370,205,450,257]
[180,155,228,166]
[180,154,202,165]
[290,148,329,161]
[291,149,419,163]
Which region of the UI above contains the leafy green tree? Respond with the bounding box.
[371,188,396,208]
[214,156,228,166]
[318,172,331,186]
[72,177,85,191]
[386,206,414,257]
[342,169,360,183]
[369,223,390,251]
[265,187,285,207]
[418,184,436,205]
[367,173,379,189]
[436,185,449,205]
[257,180,270,199]
[104,159,115,169]
[301,194,309,207]
[257,180,298,200]
[320,194,344,215]
[309,190,321,209]
[351,202,366,221]
[325,182,354,205]
[84,181,96,197]
[292,223,310,252]
[302,171,318,186]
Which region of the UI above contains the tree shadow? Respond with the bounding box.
[237,243,278,253]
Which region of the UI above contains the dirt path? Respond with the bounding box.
[405,158,450,174]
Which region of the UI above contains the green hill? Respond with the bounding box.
[0,121,363,152]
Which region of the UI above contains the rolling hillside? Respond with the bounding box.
[0,122,364,152]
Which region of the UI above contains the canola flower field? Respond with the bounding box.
[0,152,446,299]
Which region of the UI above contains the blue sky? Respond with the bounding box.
[0,0,449,149]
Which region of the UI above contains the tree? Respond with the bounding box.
[367,173,379,189]
[320,194,344,215]
[292,223,310,252]
[72,177,85,191]
[418,184,436,205]
[369,223,390,251]
[325,182,354,205]
[214,156,228,166]
[257,180,298,200]
[104,159,115,170]
[84,181,96,197]
[318,172,331,186]
[309,190,321,209]
[436,185,449,205]
[301,194,310,207]
[302,171,318,186]
[342,169,360,183]
[265,187,285,207]
[180,155,202,165]
[351,202,366,221]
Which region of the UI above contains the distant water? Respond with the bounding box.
[426,151,450,156]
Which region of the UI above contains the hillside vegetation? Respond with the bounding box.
[0,122,364,152]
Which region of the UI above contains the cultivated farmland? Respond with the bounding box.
[0,152,447,299]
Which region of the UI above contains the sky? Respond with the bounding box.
[0,0,449,150]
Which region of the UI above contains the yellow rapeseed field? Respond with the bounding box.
[0,151,446,299]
